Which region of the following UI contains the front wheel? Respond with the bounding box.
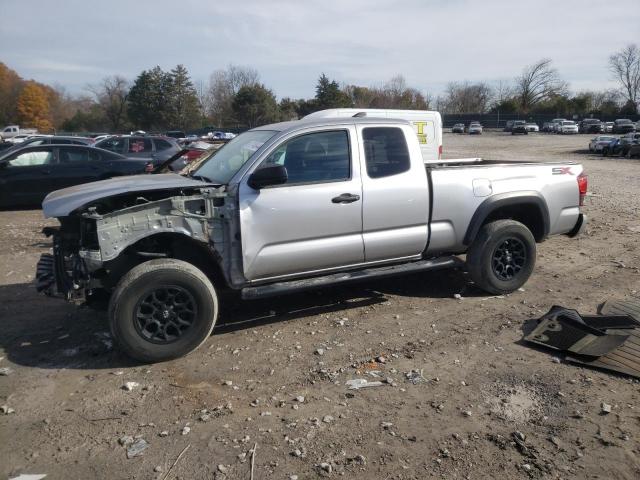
[466,220,536,294]
[109,259,218,363]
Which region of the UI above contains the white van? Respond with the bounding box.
[304,109,443,162]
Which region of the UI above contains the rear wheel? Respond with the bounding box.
[466,220,536,295]
[109,259,218,363]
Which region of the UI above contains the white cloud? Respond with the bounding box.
[1,0,638,98]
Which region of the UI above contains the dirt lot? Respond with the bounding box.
[1,132,639,480]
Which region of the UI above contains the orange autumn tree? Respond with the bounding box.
[16,81,53,132]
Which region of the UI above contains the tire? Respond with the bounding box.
[108,259,218,363]
[466,220,536,295]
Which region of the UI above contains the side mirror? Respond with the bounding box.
[248,164,288,190]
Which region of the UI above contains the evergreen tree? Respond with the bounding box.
[169,65,201,129]
[232,84,279,128]
[127,66,173,130]
[315,73,352,110]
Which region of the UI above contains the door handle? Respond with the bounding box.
[332,193,360,204]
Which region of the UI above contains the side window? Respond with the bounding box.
[88,150,103,162]
[261,130,350,185]
[98,138,125,153]
[59,148,89,163]
[154,139,174,151]
[129,137,152,153]
[8,150,53,167]
[362,127,410,179]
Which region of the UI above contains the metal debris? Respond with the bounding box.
[345,379,384,390]
[126,438,149,458]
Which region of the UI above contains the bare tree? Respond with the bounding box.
[206,65,260,125]
[609,44,640,113]
[514,59,567,112]
[87,75,129,131]
[441,81,493,113]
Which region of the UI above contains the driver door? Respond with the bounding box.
[238,127,364,281]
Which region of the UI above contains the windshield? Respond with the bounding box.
[191,130,277,183]
[562,121,575,125]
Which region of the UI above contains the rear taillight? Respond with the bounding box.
[577,172,588,206]
[144,162,154,173]
[438,145,443,159]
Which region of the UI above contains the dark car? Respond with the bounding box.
[3,135,94,154]
[165,130,186,140]
[0,145,153,208]
[503,120,515,132]
[578,119,603,134]
[612,119,636,134]
[627,143,640,158]
[94,135,182,166]
[600,135,639,157]
[451,123,465,133]
[511,120,528,135]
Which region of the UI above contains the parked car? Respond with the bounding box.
[613,119,636,134]
[0,145,154,208]
[588,135,616,153]
[525,122,539,133]
[603,121,615,133]
[4,134,34,144]
[452,123,465,134]
[558,121,579,134]
[627,143,640,158]
[550,118,567,133]
[165,130,186,140]
[2,135,93,155]
[503,120,515,132]
[511,120,528,135]
[601,134,639,157]
[94,135,183,169]
[579,119,603,134]
[0,125,38,141]
[467,122,483,134]
[36,112,587,362]
[542,122,554,132]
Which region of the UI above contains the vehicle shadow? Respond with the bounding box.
[0,268,469,370]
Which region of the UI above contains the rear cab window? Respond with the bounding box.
[362,127,410,178]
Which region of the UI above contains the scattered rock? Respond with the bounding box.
[217,464,228,473]
[0,367,13,376]
[318,462,332,473]
[122,381,139,392]
[181,426,191,435]
[154,466,163,473]
[223,380,233,386]
[322,415,334,423]
[601,402,612,414]
[118,435,134,446]
[315,348,325,356]
[376,355,386,364]
[295,396,305,403]
[453,293,463,300]
[346,378,384,390]
[159,431,169,437]
[1,405,15,415]
[462,410,472,417]
[126,438,149,458]
[551,357,561,364]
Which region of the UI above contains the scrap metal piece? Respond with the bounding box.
[525,301,640,378]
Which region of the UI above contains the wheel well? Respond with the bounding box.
[483,204,546,242]
[102,233,228,291]
[464,194,550,245]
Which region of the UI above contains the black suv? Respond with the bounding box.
[612,119,636,134]
[579,119,602,134]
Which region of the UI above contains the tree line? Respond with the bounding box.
[0,43,637,133]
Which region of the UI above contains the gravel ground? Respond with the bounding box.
[1,131,639,480]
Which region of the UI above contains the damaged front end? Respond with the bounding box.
[36,220,94,302]
[36,178,233,305]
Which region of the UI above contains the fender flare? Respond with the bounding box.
[463,191,550,245]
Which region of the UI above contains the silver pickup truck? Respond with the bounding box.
[37,116,587,362]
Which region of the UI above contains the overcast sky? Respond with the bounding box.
[2,0,639,99]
